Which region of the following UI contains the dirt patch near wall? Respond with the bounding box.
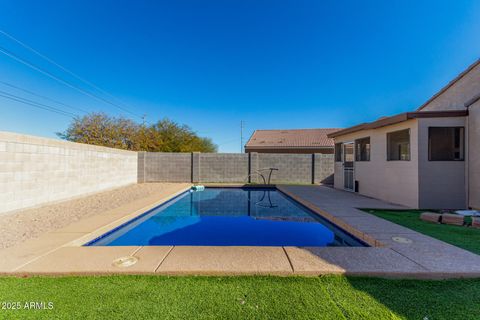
[0,183,180,249]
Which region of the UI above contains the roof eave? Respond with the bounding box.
[328,110,468,139]
[465,94,480,108]
[327,123,369,138]
[244,145,334,149]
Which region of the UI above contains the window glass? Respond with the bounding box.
[429,127,464,161]
[355,137,370,161]
[335,143,343,162]
[344,143,354,163]
[387,129,410,161]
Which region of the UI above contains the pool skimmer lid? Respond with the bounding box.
[112,256,138,268]
[392,236,413,244]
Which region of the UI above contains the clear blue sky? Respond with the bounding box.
[0,1,479,152]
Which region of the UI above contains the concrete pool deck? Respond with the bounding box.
[1,184,480,278]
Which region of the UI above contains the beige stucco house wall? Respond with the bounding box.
[469,99,480,209]
[417,117,467,209]
[333,120,420,208]
[331,60,479,209]
[332,115,468,209]
[417,59,479,209]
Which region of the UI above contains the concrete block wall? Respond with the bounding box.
[141,151,334,184]
[199,153,249,183]
[0,131,137,214]
[0,130,334,214]
[249,152,259,183]
[143,152,192,182]
[192,152,200,183]
[314,153,335,184]
[137,152,146,183]
[257,153,312,184]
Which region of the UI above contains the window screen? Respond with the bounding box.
[355,137,370,161]
[344,143,354,163]
[387,129,410,161]
[429,127,464,161]
[335,143,343,162]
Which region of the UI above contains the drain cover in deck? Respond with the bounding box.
[391,236,413,244]
[112,256,138,268]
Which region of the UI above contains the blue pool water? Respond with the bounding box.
[88,188,365,247]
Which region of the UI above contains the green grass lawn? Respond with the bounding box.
[0,275,479,319]
[364,209,480,255]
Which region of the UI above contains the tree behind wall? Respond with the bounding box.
[57,113,217,152]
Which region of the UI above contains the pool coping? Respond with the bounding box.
[1,184,480,279]
[277,187,379,247]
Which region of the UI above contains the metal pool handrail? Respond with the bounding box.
[245,167,279,184]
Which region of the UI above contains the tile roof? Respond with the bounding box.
[245,128,341,149]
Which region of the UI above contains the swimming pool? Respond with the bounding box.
[87,188,365,247]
